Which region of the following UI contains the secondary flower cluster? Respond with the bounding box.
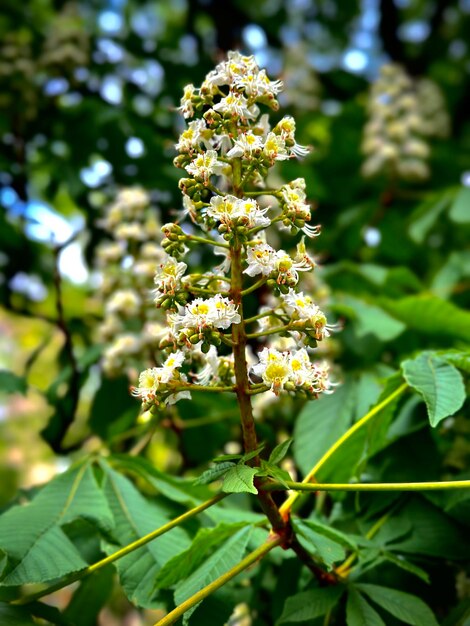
[362,64,449,182]
[131,51,335,411]
[95,188,167,376]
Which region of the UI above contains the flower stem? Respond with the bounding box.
[154,535,282,626]
[186,234,229,249]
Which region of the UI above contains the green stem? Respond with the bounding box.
[241,278,267,296]
[171,383,236,394]
[279,383,408,516]
[246,324,292,340]
[15,493,227,606]
[244,310,281,325]
[261,480,470,492]
[154,536,282,626]
[245,190,280,197]
[186,286,230,297]
[186,234,229,249]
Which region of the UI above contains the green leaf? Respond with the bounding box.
[100,463,190,608]
[194,462,236,486]
[381,552,430,583]
[346,588,386,626]
[174,526,252,624]
[262,463,292,487]
[402,353,465,427]
[269,439,293,465]
[242,443,266,462]
[293,520,347,569]
[63,566,114,626]
[449,186,470,224]
[110,454,211,506]
[375,497,470,560]
[277,586,345,623]
[222,465,258,494]
[380,295,470,342]
[153,523,249,590]
[357,584,439,626]
[335,296,405,341]
[0,461,114,586]
[293,380,356,479]
[408,191,452,243]
[0,371,27,395]
[212,454,243,462]
[436,349,470,374]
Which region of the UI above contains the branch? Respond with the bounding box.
[16,493,227,606]
[155,535,282,626]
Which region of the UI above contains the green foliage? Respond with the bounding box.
[356,584,439,626]
[222,465,259,495]
[402,353,466,426]
[0,461,113,586]
[277,586,345,623]
[99,463,191,608]
[0,371,27,395]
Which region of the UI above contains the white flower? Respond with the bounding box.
[244,243,278,277]
[175,119,211,152]
[153,256,187,298]
[171,295,241,333]
[235,69,283,98]
[178,84,196,118]
[186,150,224,182]
[114,222,144,241]
[274,116,310,157]
[275,251,311,285]
[263,132,290,162]
[212,93,258,119]
[106,289,141,316]
[251,347,292,394]
[226,131,264,158]
[132,350,190,405]
[206,196,270,230]
[251,347,333,396]
[210,293,241,329]
[193,345,220,385]
[288,348,312,385]
[283,289,316,319]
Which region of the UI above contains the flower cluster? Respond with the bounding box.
[361,64,449,182]
[131,51,335,411]
[95,188,167,376]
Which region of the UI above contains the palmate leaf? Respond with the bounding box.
[153,523,249,590]
[110,454,212,505]
[100,463,191,608]
[277,586,345,624]
[402,353,465,427]
[357,584,439,626]
[293,519,350,570]
[0,461,114,586]
[174,526,253,625]
[346,588,386,626]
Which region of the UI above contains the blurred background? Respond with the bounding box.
[2,0,470,487]
[1,0,470,623]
